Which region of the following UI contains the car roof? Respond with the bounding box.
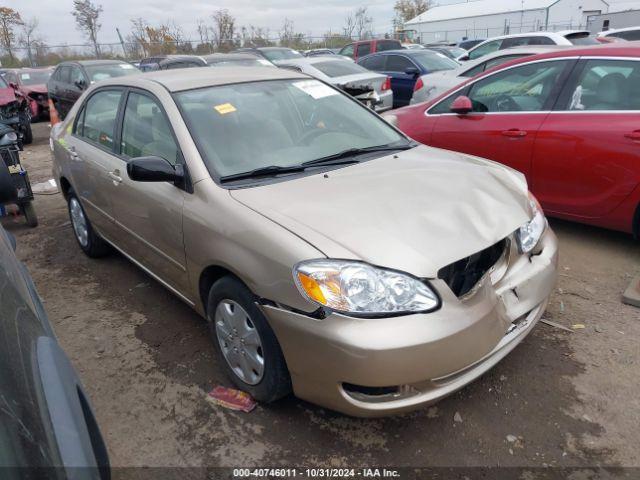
[281,56,347,65]
[93,66,307,92]
[202,53,264,61]
[58,59,129,67]
[600,26,640,35]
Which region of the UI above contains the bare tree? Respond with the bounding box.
[212,9,235,52]
[19,17,39,67]
[0,7,23,64]
[343,12,355,39]
[196,19,212,52]
[354,7,373,40]
[71,0,103,58]
[394,0,432,24]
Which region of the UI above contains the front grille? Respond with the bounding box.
[438,238,507,298]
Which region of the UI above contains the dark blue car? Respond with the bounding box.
[357,50,459,108]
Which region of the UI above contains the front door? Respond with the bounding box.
[428,59,574,177]
[67,88,124,240]
[531,58,640,220]
[110,90,189,294]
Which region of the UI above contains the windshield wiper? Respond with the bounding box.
[220,165,307,183]
[302,144,415,167]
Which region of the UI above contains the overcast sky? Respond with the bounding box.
[7,0,638,47]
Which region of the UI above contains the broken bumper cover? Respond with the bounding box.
[262,229,558,417]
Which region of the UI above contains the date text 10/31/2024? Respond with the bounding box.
[232,468,401,478]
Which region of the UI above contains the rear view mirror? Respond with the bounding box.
[0,162,18,204]
[450,95,473,115]
[127,156,184,184]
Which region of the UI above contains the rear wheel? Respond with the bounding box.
[67,190,111,257]
[207,276,291,402]
[20,202,38,228]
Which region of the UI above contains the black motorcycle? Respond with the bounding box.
[0,123,37,227]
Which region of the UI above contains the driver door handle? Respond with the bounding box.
[69,146,79,161]
[501,129,527,138]
[108,170,122,184]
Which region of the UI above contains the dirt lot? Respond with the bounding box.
[3,123,639,473]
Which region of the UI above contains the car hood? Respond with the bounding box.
[230,145,530,277]
[0,87,16,106]
[22,84,47,95]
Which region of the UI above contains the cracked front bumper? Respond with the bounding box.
[262,229,558,417]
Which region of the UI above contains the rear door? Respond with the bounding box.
[530,57,640,221]
[383,54,419,107]
[428,59,574,177]
[67,88,125,240]
[109,89,189,294]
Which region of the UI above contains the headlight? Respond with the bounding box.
[294,260,439,316]
[516,193,547,254]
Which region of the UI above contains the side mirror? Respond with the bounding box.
[74,79,87,90]
[127,156,184,184]
[0,162,18,204]
[450,95,473,115]
[405,67,420,76]
[458,55,470,62]
[8,82,18,90]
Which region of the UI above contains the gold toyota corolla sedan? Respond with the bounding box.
[51,67,558,417]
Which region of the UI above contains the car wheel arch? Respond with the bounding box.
[199,265,254,316]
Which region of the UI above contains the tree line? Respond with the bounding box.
[0,0,431,67]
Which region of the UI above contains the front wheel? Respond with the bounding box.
[207,276,291,403]
[22,121,33,145]
[67,190,111,257]
[20,202,38,228]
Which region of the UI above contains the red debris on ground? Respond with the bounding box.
[207,386,257,413]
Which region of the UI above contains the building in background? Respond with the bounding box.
[404,0,609,44]
[586,9,640,32]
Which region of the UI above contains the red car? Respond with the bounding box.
[3,67,53,121]
[391,43,640,235]
[339,39,402,61]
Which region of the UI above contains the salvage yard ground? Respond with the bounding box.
[3,123,639,471]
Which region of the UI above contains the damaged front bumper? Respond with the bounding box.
[261,228,558,417]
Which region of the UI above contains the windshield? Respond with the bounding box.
[19,70,52,85]
[85,63,139,82]
[411,52,459,72]
[313,61,369,78]
[566,33,599,45]
[262,49,304,61]
[175,79,406,180]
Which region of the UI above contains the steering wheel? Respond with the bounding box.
[495,95,521,112]
[299,128,332,145]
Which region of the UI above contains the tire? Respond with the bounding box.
[22,121,33,145]
[67,189,111,257]
[20,202,38,228]
[207,276,291,403]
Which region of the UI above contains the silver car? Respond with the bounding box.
[411,46,571,104]
[50,67,557,417]
[277,56,394,113]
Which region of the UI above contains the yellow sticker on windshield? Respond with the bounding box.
[214,103,237,115]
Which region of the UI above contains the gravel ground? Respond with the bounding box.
[3,122,639,475]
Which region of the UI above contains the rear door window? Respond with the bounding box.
[376,40,402,52]
[360,55,387,71]
[58,66,72,83]
[357,42,371,57]
[613,30,640,41]
[80,90,123,150]
[385,55,415,72]
[559,59,640,111]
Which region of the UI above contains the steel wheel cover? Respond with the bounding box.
[214,299,265,385]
